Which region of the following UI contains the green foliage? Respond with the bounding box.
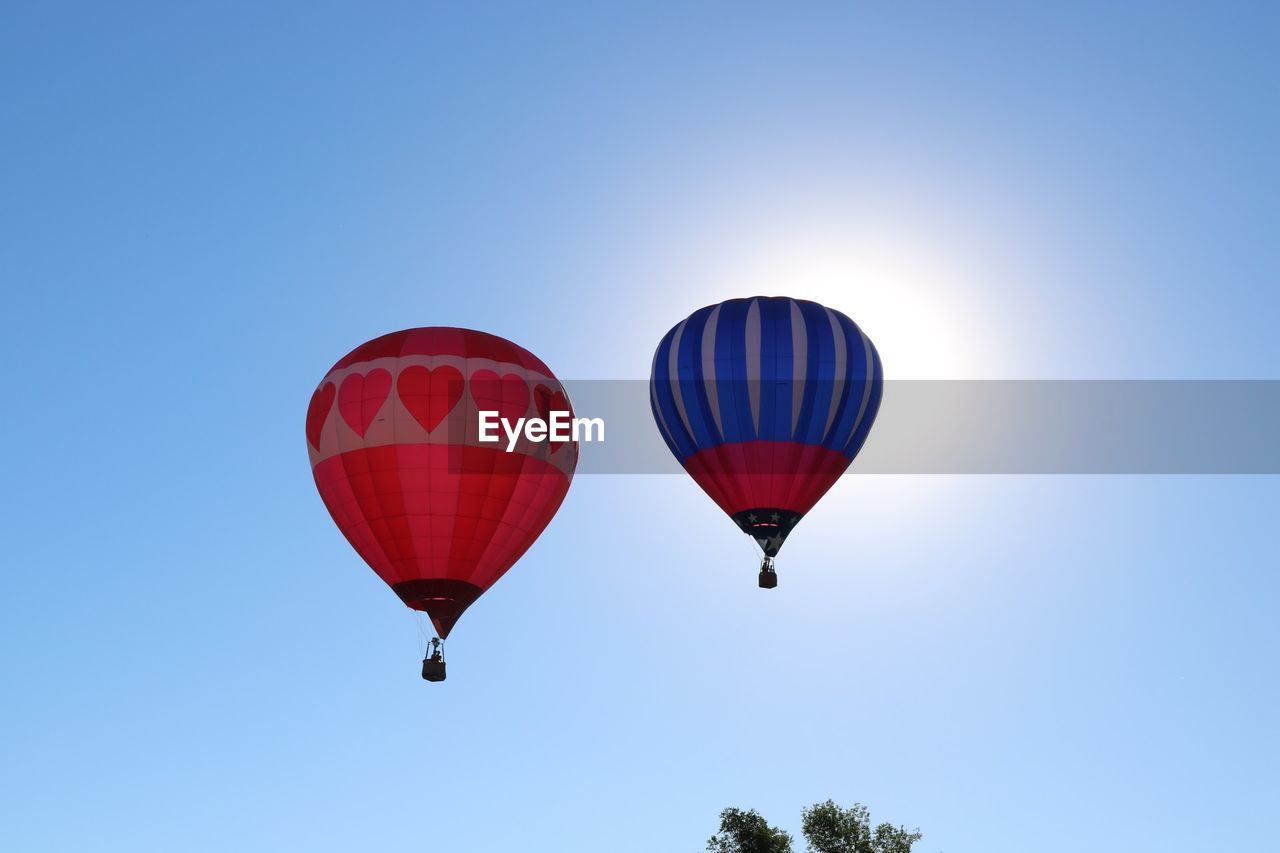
[800,800,922,853]
[705,801,921,853]
[706,807,795,853]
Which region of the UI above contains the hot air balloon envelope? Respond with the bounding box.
[307,327,577,640]
[650,297,882,573]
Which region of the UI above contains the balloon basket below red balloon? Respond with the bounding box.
[758,557,778,589]
[422,659,446,682]
[421,637,447,682]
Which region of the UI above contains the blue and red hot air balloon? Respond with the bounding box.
[306,327,576,680]
[650,297,883,587]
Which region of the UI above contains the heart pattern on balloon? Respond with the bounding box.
[471,370,531,427]
[338,369,392,437]
[534,384,573,455]
[306,382,336,450]
[397,365,464,433]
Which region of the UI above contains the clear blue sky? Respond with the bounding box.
[2,3,1277,851]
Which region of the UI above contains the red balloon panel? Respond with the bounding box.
[306,328,576,638]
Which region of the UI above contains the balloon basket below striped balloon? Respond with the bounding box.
[758,557,778,589]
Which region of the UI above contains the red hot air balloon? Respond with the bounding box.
[306,328,577,681]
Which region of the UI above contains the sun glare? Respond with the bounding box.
[700,223,1001,379]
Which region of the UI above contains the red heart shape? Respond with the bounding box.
[534,384,573,454]
[470,370,531,427]
[306,382,336,450]
[397,365,464,433]
[338,369,392,437]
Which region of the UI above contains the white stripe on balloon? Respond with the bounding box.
[790,300,807,439]
[668,318,697,444]
[745,299,761,436]
[848,324,875,451]
[822,306,846,445]
[702,303,724,439]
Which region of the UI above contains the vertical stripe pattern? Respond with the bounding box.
[650,296,883,461]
